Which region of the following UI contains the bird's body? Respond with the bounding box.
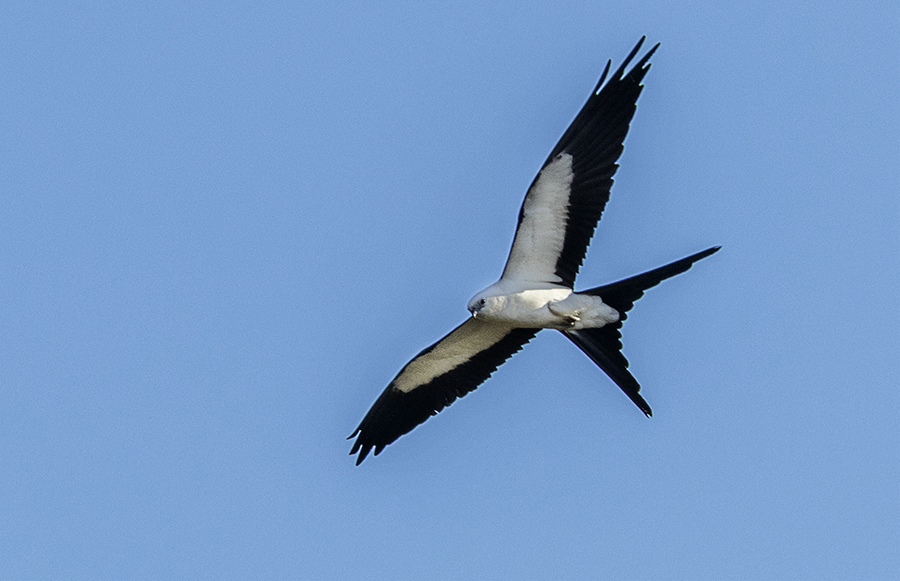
[349,37,720,465]
[469,283,619,331]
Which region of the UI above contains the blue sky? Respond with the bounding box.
[2,1,898,579]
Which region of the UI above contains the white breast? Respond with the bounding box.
[474,287,569,328]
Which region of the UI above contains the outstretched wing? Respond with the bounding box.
[349,319,539,465]
[501,37,658,288]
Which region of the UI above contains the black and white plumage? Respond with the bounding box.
[349,38,720,465]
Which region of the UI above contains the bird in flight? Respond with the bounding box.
[349,37,719,465]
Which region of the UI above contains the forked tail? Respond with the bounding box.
[563,246,720,416]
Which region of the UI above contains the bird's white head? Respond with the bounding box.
[467,291,506,319]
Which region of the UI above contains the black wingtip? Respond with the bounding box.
[349,434,373,465]
[348,427,370,465]
[626,36,646,64]
[354,447,370,466]
[593,37,659,95]
[619,37,658,76]
[593,59,613,93]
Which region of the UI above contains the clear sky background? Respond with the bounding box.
[2,1,898,579]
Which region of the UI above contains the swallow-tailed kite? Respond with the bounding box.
[350,37,719,465]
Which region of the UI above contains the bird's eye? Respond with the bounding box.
[480,299,486,306]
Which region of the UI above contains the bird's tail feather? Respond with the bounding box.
[564,328,653,416]
[562,246,720,416]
